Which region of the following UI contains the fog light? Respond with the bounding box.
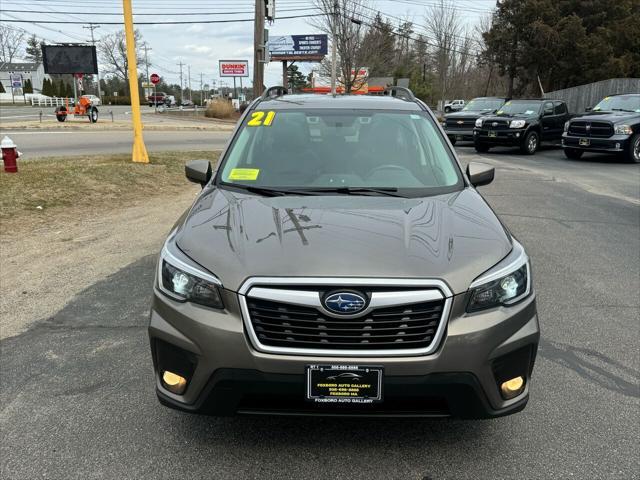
[615,143,620,150]
[515,132,520,138]
[162,370,187,395]
[500,376,525,399]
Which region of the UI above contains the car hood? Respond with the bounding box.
[571,111,640,123]
[175,188,513,294]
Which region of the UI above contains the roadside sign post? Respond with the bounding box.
[10,74,23,105]
[267,35,328,93]
[150,73,160,112]
[219,60,249,102]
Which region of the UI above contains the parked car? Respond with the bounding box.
[562,93,640,163]
[444,99,465,113]
[443,97,509,144]
[148,92,170,107]
[474,99,572,154]
[165,95,177,107]
[81,94,101,106]
[181,99,194,107]
[149,87,539,419]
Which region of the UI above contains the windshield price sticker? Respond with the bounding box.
[306,365,383,404]
[228,168,260,181]
[247,111,276,127]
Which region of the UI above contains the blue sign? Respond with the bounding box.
[269,35,328,59]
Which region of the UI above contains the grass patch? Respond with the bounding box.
[0,151,219,221]
[204,99,237,119]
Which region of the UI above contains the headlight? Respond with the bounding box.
[615,124,633,135]
[467,241,531,312]
[509,120,526,129]
[475,118,483,128]
[564,121,570,132]
[158,243,224,309]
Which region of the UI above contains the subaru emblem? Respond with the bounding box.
[323,292,367,315]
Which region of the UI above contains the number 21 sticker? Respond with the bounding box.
[247,111,276,126]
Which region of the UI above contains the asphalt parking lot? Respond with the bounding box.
[1,143,639,479]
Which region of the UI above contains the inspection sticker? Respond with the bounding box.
[228,168,260,181]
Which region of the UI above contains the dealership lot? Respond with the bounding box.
[1,144,638,479]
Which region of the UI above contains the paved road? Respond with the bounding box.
[2,146,639,479]
[0,129,231,157]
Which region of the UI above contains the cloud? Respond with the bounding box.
[184,44,213,54]
[187,25,204,33]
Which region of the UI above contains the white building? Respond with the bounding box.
[0,62,49,93]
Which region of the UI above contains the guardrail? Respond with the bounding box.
[30,97,74,107]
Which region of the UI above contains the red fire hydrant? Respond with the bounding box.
[1,136,21,173]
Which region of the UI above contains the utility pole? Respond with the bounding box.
[122,0,149,163]
[330,0,338,95]
[188,65,192,102]
[199,72,204,106]
[83,23,102,100]
[142,42,151,101]
[253,0,265,97]
[177,60,184,105]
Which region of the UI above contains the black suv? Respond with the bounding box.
[474,99,572,154]
[443,97,508,145]
[562,94,640,163]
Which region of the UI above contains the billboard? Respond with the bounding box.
[9,74,23,89]
[219,60,249,77]
[268,35,328,61]
[42,45,98,74]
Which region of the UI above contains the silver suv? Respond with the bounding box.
[149,87,539,418]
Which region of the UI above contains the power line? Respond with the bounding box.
[0,6,315,15]
[0,12,325,24]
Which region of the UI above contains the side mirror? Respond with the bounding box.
[585,106,592,112]
[466,162,495,187]
[185,159,212,187]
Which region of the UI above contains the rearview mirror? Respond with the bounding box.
[466,162,495,187]
[185,160,212,187]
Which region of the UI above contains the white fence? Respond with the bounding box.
[30,96,74,107]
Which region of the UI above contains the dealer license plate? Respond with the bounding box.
[488,131,497,138]
[306,365,383,404]
[579,138,590,146]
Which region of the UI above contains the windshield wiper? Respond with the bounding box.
[225,184,318,197]
[301,186,407,197]
[611,108,635,112]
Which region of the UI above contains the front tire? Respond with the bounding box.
[625,134,640,163]
[564,148,583,160]
[474,142,490,153]
[521,131,539,155]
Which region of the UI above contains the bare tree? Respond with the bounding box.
[424,0,463,106]
[0,25,26,65]
[98,29,143,94]
[311,0,369,93]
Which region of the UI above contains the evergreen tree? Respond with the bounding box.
[0,81,5,94]
[25,35,43,63]
[286,65,309,92]
[23,79,33,94]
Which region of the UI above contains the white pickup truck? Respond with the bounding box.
[444,99,465,113]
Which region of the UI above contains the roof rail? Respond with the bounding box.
[383,86,416,101]
[261,86,288,100]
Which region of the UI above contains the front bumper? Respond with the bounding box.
[149,287,539,418]
[562,133,630,153]
[444,128,474,141]
[474,128,527,146]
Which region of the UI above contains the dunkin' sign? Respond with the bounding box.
[219,60,249,77]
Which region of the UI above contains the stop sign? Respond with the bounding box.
[150,73,160,85]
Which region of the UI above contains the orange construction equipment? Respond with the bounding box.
[55,95,99,123]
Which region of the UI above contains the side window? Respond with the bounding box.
[554,102,567,115]
[543,102,554,115]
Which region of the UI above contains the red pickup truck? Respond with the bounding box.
[148,92,170,107]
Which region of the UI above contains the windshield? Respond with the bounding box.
[218,109,463,196]
[496,101,541,116]
[463,98,505,111]
[593,95,640,113]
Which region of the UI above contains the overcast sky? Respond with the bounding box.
[2,0,496,88]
